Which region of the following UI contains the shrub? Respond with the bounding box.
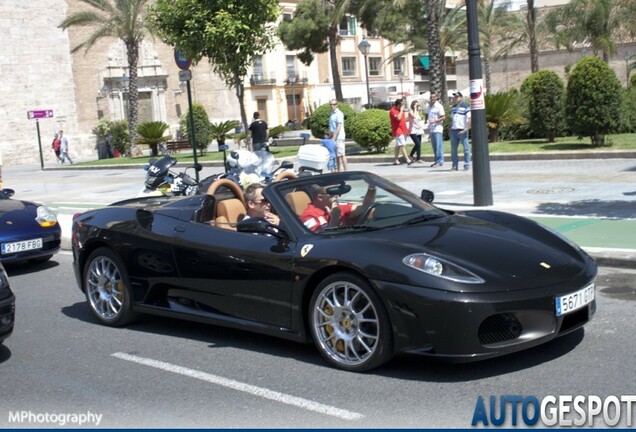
[179,103,213,154]
[348,109,393,153]
[619,86,636,133]
[485,91,524,142]
[92,119,112,143]
[210,120,240,151]
[631,74,636,88]
[308,102,356,139]
[109,120,130,156]
[521,70,566,142]
[566,56,622,146]
[136,121,171,156]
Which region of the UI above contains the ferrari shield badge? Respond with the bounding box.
[300,244,314,257]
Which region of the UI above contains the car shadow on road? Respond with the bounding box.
[378,328,585,382]
[61,302,323,367]
[535,200,636,218]
[4,259,60,276]
[61,300,584,379]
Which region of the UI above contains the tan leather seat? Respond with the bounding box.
[286,191,311,216]
[215,198,247,230]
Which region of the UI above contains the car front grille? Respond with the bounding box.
[478,313,523,345]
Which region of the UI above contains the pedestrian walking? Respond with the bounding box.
[248,112,268,152]
[408,100,424,163]
[58,130,74,164]
[450,92,471,171]
[425,91,445,167]
[329,100,347,171]
[51,132,62,163]
[390,98,412,165]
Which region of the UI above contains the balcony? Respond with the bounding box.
[250,73,276,86]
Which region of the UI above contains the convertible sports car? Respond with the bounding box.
[72,172,597,372]
[0,188,61,264]
[0,262,15,345]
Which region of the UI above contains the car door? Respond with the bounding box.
[171,220,296,330]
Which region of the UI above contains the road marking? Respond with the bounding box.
[111,352,364,421]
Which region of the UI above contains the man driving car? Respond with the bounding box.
[300,183,376,232]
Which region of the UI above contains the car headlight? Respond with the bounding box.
[35,205,58,228]
[403,253,485,284]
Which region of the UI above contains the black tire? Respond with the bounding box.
[83,247,137,326]
[309,272,393,372]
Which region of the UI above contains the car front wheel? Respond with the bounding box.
[84,248,136,326]
[309,272,393,372]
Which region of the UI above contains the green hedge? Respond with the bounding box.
[308,102,356,139]
[348,109,393,153]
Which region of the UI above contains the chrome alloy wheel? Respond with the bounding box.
[312,281,380,367]
[86,256,125,320]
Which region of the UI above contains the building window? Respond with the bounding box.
[368,57,382,76]
[339,15,357,36]
[286,55,296,80]
[283,12,292,21]
[341,57,356,77]
[413,55,429,77]
[393,57,405,75]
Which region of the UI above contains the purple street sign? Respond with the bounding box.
[27,110,54,120]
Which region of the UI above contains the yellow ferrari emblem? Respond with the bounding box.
[300,244,314,257]
[540,262,551,269]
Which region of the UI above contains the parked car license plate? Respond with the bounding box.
[1,238,43,254]
[555,283,595,316]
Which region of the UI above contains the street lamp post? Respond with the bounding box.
[358,38,371,108]
[466,0,493,206]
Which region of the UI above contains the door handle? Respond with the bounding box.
[174,225,185,232]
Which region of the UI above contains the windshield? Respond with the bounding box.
[277,172,447,234]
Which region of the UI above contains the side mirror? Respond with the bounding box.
[1,188,15,198]
[193,163,203,172]
[421,189,435,203]
[237,217,287,239]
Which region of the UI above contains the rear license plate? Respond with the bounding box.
[556,283,595,316]
[1,238,43,254]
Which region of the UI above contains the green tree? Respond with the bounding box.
[348,109,392,153]
[59,0,154,155]
[179,103,213,156]
[485,90,523,142]
[544,0,627,63]
[308,102,357,140]
[566,56,622,146]
[150,0,279,132]
[520,70,565,142]
[109,120,130,156]
[278,0,354,102]
[136,121,171,156]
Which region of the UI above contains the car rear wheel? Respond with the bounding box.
[309,272,393,372]
[84,248,136,326]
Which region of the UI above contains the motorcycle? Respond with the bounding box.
[137,151,295,198]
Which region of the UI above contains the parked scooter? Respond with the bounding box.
[138,155,204,197]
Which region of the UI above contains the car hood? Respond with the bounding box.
[369,212,592,290]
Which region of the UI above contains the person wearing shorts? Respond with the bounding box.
[389,98,413,165]
[329,99,347,171]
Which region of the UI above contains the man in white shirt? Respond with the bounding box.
[425,92,445,167]
[450,92,472,171]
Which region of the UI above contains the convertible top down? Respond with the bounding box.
[72,171,596,371]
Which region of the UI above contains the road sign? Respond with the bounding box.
[27,110,54,120]
[174,49,192,71]
[178,70,192,82]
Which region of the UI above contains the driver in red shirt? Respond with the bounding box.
[300,184,376,232]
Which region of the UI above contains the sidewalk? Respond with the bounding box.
[8,152,636,268]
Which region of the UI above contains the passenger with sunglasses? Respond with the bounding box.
[300,183,376,232]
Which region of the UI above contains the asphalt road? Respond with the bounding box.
[1,253,635,428]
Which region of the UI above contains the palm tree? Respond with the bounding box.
[543,0,626,63]
[485,90,523,142]
[136,121,171,156]
[425,0,444,95]
[59,0,154,154]
[478,0,525,93]
[527,0,538,72]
